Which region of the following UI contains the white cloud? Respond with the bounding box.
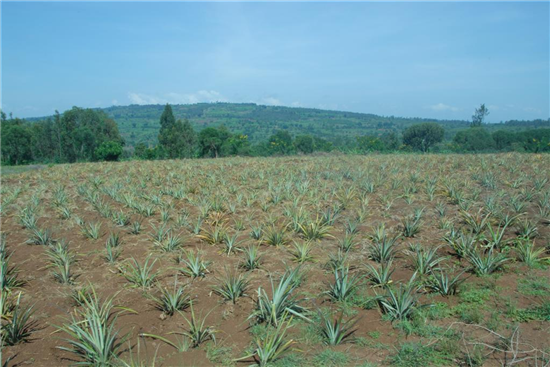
[317,103,340,111]
[127,90,227,105]
[128,93,164,105]
[429,103,459,112]
[261,97,282,106]
[166,90,227,104]
[112,99,119,105]
[523,106,542,114]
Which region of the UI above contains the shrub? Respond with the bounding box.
[94,141,123,162]
[453,128,495,152]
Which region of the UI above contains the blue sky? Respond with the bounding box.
[2,2,549,122]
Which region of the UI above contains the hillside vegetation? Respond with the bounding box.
[64,103,549,146]
[6,104,548,166]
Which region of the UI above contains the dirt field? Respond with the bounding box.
[1,154,549,366]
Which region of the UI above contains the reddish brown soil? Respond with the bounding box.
[1,154,549,366]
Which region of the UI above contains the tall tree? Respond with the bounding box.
[1,119,32,165]
[471,104,489,127]
[158,104,175,155]
[159,104,176,130]
[158,114,197,159]
[402,123,444,152]
[179,119,197,158]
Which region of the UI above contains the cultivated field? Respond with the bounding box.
[1,153,549,366]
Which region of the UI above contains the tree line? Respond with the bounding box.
[1,104,549,165]
[1,108,124,165]
[132,104,335,160]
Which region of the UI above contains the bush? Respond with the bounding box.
[453,128,495,152]
[94,141,123,161]
[294,135,315,154]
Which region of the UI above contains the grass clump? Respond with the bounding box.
[390,342,452,367]
[312,349,350,367]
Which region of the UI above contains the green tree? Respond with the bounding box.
[158,104,176,157]
[222,134,251,156]
[492,130,518,151]
[453,128,495,152]
[30,120,56,162]
[53,107,123,163]
[268,130,294,155]
[134,142,148,159]
[381,131,400,150]
[314,137,333,152]
[56,108,78,162]
[74,126,96,161]
[471,104,489,127]
[521,129,550,153]
[1,120,32,165]
[0,107,123,164]
[198,126,231,158]
[157,104,197,159]
[134,143,161,160]
[95,141,123,161]
[178,119,197,158]
[402,123,444,152]
[159,103,176,130]
[294,135,314,154]
[356,135,385,153]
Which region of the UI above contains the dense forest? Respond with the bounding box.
[2,103,549,165]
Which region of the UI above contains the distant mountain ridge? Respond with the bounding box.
[28,102,549,146]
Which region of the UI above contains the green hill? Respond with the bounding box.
[104,103,470,146]
[31,103,549,147]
